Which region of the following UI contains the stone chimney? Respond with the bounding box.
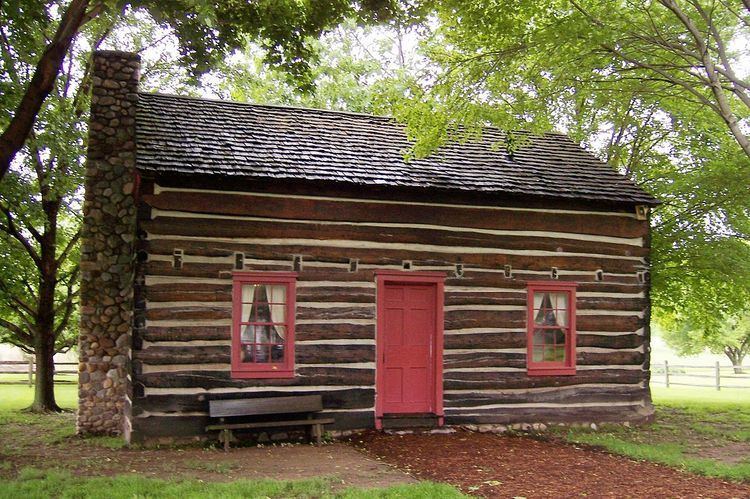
[77,51,140,438]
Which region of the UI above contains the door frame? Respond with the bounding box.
[374,270,445,429]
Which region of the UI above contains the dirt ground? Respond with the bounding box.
[349,429,750,498]
[0,414,414,489]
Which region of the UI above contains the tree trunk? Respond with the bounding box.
[30,333,60,412]
[724,348,745,375]
[29,191,62,412]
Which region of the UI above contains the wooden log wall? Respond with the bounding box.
[130,180,653,440]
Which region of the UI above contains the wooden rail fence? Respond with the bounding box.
[652,360,749,391]
[0,360,77,386]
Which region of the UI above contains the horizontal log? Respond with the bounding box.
[134,346,229,365]
[443,384,648,407]
[137,367,375,389]
[296,323,374,341]
[445,332,527,350]
[143,216,647,258]
[132,388,375,415]
[443,369,646,390]
[578,297,647,311]
[146,305,231,321]
[444,352,526,369]
[444,310,525,330]
[144,240,643,274]
[296,287,375,303]
[577,315,645,332]
[131,415,209,441]
[146,283,232,302]
[134,344,374,366]
[578,351,645,366]
[143,326,230,342]
[297,344,375,364]
[142,191,648,239]
[577,333,643,349]
[297,306,375,321]
[445,293,526,306]
[320,410,375,431]
[444,404,653,425]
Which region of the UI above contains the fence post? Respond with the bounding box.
[715,361,721,391]
[28,357,33,387]
[665,360,670,388]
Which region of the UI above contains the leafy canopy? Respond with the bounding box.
[388,0,750,335]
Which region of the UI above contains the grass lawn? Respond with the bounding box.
[0,470,465,499]
[0,375,77,412]
[554,386,750,482]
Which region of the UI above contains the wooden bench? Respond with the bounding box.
[205,395,334,450]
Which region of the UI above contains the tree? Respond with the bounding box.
[0,0,400,183]
[384,0,750,338]
[0,5,186,412]
[216,18,424,114]
[661,311,750,373]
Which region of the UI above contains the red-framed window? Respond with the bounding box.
[231,272,296,378]
[526,281,577,376]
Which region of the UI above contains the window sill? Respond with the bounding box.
[527,367,576,376]
[231,369,294,379]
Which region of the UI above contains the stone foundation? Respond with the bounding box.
[77,50,140,437]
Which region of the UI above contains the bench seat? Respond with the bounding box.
[205,395,334,450]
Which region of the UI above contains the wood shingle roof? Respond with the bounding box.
[136,92,659,205]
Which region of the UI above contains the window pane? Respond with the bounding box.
[533,292,555,325]
[544,329,557,346]
[241,302,255,323]
[240,324,255,343]
[553,292,568,326]
[269,303,286,324]
[543,345,557,361]
[533,329,545,346]
[266,285,286,304]
[532,346,544,362]
[270,326,286,342]
[551,346,567,362]
[242,284,258,303]
[534,292,568,327]
[552,293,568,310]
[254,344,269,363]
[241,344,253,363]
[271,344,284,362]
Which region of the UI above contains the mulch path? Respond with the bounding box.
[349,429,750,498]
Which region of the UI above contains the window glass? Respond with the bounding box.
[232,276,295,377]
[527,284,576,375]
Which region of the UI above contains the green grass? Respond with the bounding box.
[0,378,77,412]
[554,386,750,482]
[0,469,466,499]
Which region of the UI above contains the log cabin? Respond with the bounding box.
[77,51,659,443]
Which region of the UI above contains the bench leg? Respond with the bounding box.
[314,424,322,446]
[221,429,231,451]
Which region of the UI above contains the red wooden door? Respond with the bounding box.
[381,283,436,414]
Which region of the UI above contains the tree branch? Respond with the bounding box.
[0,0,93,181]
[0,317,33,345]
[0,205,42,266]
